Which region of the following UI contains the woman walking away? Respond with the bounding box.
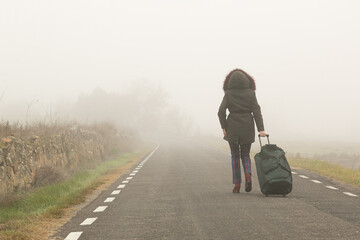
[218,69,266,193]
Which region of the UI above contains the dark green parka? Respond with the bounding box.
[218,70,264,144]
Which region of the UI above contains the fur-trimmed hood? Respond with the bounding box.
[223,69,256,91]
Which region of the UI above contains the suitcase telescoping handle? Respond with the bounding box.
[258,134,270,148]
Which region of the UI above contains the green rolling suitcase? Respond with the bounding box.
[254,135,292,196]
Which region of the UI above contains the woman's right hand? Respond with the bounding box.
[223,129,227,136]
[259,131,266,137]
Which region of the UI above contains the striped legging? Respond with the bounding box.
[229,142,252,184]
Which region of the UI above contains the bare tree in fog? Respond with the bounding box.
[127,81,168,131]
[26,99,39,126]
[0,88,6,104]
[72,81,194,136]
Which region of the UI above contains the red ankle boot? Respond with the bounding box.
[233,183,240,193]
[245,174,252,192]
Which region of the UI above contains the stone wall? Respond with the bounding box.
[0,127,112,196]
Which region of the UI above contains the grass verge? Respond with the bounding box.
[289,158,360,188]
[0,149,151,240]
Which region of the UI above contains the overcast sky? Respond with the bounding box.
[1,0,359,142]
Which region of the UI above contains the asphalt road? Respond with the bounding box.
[54,138,360,240]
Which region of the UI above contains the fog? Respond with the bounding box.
[1,0,360,143]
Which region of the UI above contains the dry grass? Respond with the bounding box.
[0,121,73,139]
[33,166,65,188]
[0,120,139,148]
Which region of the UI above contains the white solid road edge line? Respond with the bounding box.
[141,145,160,164]
[65,232,83,240]
[326,186,339,190]
[139,145,160,165]
[80,217,97,226]
[343,192,358,197]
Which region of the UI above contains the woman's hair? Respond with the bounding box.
[223,68,256,91]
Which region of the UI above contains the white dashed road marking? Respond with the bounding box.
[65,232,83,240]
[94,206,108,212]
[311,180,322,184]
[295,169,360,197]
[343,192,358,197]
[63,145,161,240]
[296,174,360,197]
[104,197,115,203]
[112,190,121,195]
[80,218,97,226]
